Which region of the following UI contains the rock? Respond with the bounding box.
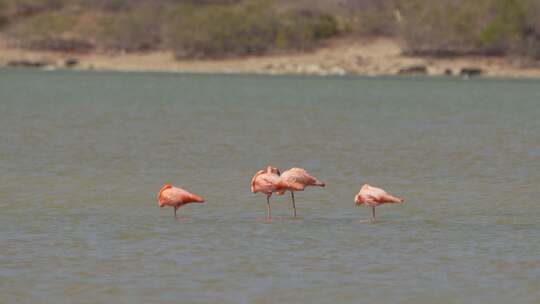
[65,58,79,68]
[303,64,324,75]
[444,68,453,76]
[460,67,482,77]
[398,65,427,75]
[328,67,346,76]
[263,63,275,70]
[7,59,50,68]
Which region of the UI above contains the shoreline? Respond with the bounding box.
[2,38,540,79]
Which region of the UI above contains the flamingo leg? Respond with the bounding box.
[174,207,178,218]
[291,191,297,218]
[266,195,272,219]
[371,206,376,223]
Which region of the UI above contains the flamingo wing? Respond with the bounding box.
[251,170,267,193]
[251,170,282,193]
[363,185,402,204]
[282,168,324,187]
[163,187,184,204]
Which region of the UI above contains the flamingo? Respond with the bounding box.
[157,184,204,218]
[354,184,403,222]
[251,166,303,219]
[278,167,325,217]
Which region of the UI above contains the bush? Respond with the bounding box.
[340,0,399,36]
[164,1,279,58]
[398,0,537,57]
[6,10,94,52]
[9,0,66,17]
[275,10,340,50]
[164,0,341,59]
[97,4,163,52]
[77,0,135,12]
[0,0,7,27]
[515,0,540,59]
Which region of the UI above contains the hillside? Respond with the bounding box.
[1,0,539,76]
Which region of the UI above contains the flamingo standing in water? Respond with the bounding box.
[251,166,303,219]
[157,184,204,218]
[354,184,403,222]
[278,167,325,217]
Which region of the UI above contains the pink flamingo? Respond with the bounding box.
[251,166,303,219]
[157,184,204,218]
[354,184,403,222]
[278,167,325,217]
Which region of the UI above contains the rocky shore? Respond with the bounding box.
[2,37,540,78]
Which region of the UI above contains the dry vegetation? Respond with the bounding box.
[0,0,539,60]
[398,0,540,59]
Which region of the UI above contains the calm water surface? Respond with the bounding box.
[0,69,539,303]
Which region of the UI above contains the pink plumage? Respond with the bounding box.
[251,166,303,219]
[354,184,403,222]
[278,167,325,217]
[280,167,325,189]
[157,184,204,218]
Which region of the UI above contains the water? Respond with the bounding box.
[1,69,539,303]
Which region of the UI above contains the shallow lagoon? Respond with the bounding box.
[0,70,539,303]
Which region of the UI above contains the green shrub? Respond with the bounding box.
[9,0,66,17]
[276,10,340,49]
[77,0,134,11]
[398,0,536,57]
[341,0,399,36]
[8,10,76,37]
[164,1,279,58]
[164,0,341,58]
[0,0,7,28]
[6,10,93,52]
[521,1,540,59]
[97,5,163,52]
[479,0,528,50]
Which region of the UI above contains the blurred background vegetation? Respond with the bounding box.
[0,0,539,59]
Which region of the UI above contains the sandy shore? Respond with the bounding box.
[2,37,540,78]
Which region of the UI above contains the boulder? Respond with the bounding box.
[460,67,482,77]
[303,64,324,75]
[398,65,427,75]
[7,59,50,68]
[65,58,79,68]
[328,67,346,76]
